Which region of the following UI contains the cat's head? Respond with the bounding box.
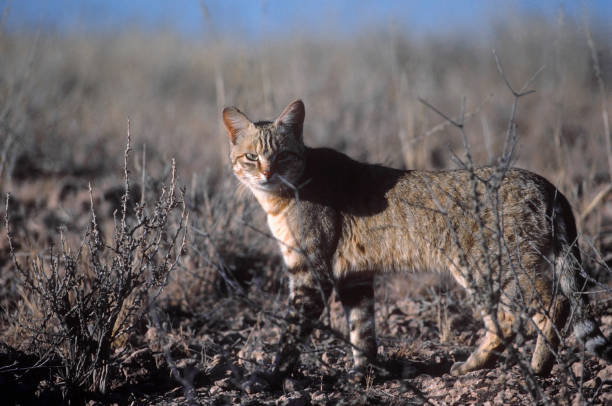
[222,100,306,193]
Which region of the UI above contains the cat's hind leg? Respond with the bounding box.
[530,295,569,375]
[337,274,377,379]
[450,310,515,376]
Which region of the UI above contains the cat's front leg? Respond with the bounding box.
[337,274,377,382]
[271,271,333,379]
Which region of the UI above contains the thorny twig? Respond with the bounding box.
[415,51,591,404]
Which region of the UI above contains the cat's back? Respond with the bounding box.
[300,149,561,214]
[390,166,558,207]
[299,147,406,212]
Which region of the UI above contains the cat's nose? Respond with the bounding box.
[262,170,271,179]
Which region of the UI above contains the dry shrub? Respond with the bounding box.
[4,138,186,400]
[416,54,612,404]
[178,176,280,302]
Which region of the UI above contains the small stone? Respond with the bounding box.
[321,352,335,364]
[582,378,597,389]
[596,364,612,381]
[311,391,327,404]
[213,377,232,390]
[600,390,612,404]
[275,392,309,406]
[251,350,268,363]
[209,384,224,396]
[571,362,584,378]
[494,389,516,405]
[569,394,579,406]
[283,377,306,392]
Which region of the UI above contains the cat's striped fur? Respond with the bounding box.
[223,99,612,379]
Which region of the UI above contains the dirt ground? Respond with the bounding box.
[3,276,611,405]
[1,172,611,404]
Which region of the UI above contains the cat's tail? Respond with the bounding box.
[553,194,612,363]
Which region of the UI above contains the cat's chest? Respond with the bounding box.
[266,213,293,242]
[267,213,302,269]
[255,192,299,250]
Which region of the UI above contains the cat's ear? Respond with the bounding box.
[223,106,252,144]
[275,100,305,139]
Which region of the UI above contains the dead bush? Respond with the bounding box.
[4,133,186,401]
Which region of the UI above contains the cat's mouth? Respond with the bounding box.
[243,173,302,193]
[255,177,300,193]
[253,178,281,191]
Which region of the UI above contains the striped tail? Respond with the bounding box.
[574,319,612,362]
[553,195,612,363]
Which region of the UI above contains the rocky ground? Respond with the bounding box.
[5,292,610,405]
[2,189,611,406]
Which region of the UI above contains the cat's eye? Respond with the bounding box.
[245,153,259,161]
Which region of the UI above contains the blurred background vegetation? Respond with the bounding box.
[2,1,611,252]
[1,1,610,187]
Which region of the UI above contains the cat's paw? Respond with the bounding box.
[449,361,466,376]
[347,367,366,384]
[347,366,376,385]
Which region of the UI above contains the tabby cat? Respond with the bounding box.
[222,99,611,381]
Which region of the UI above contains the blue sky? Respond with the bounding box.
[3,1,610,39]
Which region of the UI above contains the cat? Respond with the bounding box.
[222,99,611,382]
